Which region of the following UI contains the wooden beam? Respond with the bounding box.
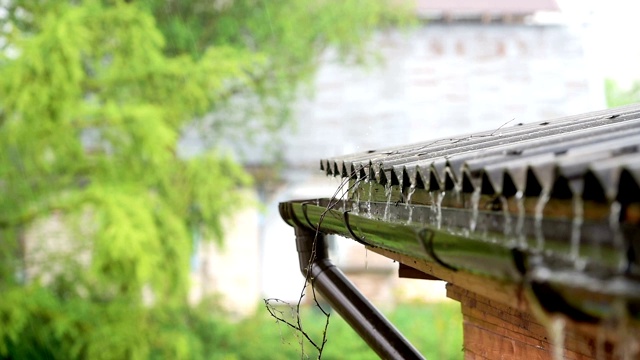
[368,246,529,312]
[398,263,441,280]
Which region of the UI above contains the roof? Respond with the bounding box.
[282,104,640,355]
[321,104,640,204]
[283,105,640,324]
[417,0,560,16]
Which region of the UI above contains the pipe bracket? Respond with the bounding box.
[301,202,317,230]
[417,228,457,272]
[343,211,368,246]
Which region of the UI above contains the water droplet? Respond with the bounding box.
[500,196,512,238]
[366,181,373,218]
[436,191,445,230]
[405,185,416,224]
[470,185,481,232]
[570,195,584,264]
[352,187,361,215]
[383,183,392,221]
[549,316,566,360]
[365,248,368,270]
[515,191,526,248]
[342,178,350,212]
[534,188,550,250]
[610,201,627,272]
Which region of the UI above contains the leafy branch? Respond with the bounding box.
[264,167,368,359]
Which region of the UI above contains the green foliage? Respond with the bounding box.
[605,79,640,108]
[2,291,235,359]
[0,0,413,358]
[0,0,252,295]
[0,2,257,356]
[140,0,414,143]
[216,302,463,360]
[4,296,462,360]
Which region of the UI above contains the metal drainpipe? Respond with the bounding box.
[294,226,425,360]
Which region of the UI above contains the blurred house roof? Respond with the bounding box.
[417,0,560,18]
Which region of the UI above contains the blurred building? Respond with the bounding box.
[196,0,607,313]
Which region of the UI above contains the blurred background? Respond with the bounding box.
[1,0,639,359]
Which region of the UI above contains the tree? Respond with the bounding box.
[0,0,409,358]
[140,0,412,158]
[605,78,640,108]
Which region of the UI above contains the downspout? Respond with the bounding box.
[291,223,424,359]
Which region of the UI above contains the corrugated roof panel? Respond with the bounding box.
[322,104,640,201]
[333,107,639,172]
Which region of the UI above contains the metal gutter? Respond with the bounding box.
[281,208,424,360]
[280,198,640,324]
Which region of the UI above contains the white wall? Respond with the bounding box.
[283,23,605,169]
[190,194,261,316]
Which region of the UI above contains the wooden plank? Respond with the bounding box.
[447,284,538,325]
[463,321,553,360]
[462,320,594,360]
[398,262,441,280]
[461,308,551,350]
[462,315,592,360]
[463,348,490,360]
[369,246,529,311]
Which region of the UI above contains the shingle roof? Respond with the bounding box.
[321,104,640,204]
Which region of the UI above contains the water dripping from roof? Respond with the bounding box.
[383,182,392,221]
[352,182,361,216]
[366,181,373,219]
[609,201,627,272]
[405,185,416,225]
[469,183,481,232]
[570,195,585,270]
[515,190,526,248]
[454,180,462,205]
[500,196,512,239]
[340,180,347,213]
[365,247,368,270]
[425,191,436,228]
[535,187,551,250]
[549,316,567,360]
[436,191,445,230]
